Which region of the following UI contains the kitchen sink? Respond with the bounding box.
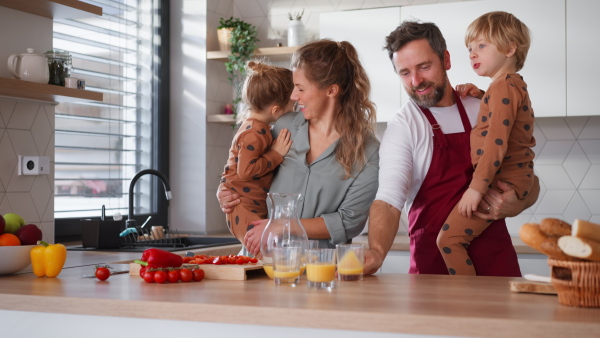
[67,236,241,252]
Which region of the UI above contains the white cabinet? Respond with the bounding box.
[401,0,566,117]
[378,250,549,276]
[320,8,402,122]
[566,0,600,116]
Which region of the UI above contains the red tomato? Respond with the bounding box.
[143,271,155,283]
[236,257,245,265]
[249,258,258,263]
[212,256,224,265]
[154,270,167,284]
[95,266,110,281]
[168,269,180,283]
[180,268,193,282]
[192,268,205,282]
[182,257,194,263]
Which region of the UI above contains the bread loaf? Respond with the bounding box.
[519,222,579,260]
[519,223,546,252]
[539,238,577,261]
[539,218,571,237]
[572,219,600,242]
[558,236,600,261]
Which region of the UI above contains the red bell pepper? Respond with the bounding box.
[134,248,183,274]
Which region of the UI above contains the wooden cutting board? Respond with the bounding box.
[129,262,265,281]
[509,280,557,295]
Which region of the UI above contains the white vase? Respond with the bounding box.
[287,20,306,47]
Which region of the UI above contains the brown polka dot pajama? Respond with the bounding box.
[438,73,536,275]
[221,118,284,243]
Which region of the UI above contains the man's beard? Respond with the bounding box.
[407,76,447,108]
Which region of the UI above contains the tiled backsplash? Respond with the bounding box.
[206,0,600,236]
[0,98,55,242]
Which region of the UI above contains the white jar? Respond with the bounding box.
[287,19,306,47]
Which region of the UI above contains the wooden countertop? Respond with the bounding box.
[0,249,598,337]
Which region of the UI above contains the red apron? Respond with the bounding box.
[407,91,521,277]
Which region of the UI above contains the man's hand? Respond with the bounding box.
[271,128,292,157]
[474,181,523,220]
[243,219,268,256]
[216,186,240,214]
[364,249,386,275]
[458,188,483,218]
[455,83,484,99]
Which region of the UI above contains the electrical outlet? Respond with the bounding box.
[18,155,50,175]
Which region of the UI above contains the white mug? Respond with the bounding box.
[65,77,79,88]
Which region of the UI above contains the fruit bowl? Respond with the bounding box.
[0,245,35,275]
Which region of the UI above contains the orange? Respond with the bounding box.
[0,233,21,246]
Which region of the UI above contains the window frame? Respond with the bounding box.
[55,0,170,243]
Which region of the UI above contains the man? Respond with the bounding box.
[363,21,539,277]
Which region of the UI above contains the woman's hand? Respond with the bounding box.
[455,83,484,99]
[474,181,523,220]
[243,219,268,256]
[216,185,240,214]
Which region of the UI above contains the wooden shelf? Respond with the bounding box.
[0,0,102,19]
[207,114,235,123]
[207,46,298,62]
[0,77,103,103]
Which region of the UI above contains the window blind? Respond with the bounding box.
[53,0,159,219]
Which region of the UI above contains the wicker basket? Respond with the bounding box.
[548,259,600,307]
[217,28,233,51]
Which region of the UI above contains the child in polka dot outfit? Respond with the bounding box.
[437,11,536,275]
[220,61,294,251]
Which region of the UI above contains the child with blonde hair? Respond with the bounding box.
[438,11,536,275]
[220,61,294,247]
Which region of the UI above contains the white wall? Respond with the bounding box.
[169,0,209,233]
[0,8,55,242]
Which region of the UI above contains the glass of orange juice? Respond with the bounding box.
[336,244,364,281]
[306,248,336,289]
[272,247,302,285]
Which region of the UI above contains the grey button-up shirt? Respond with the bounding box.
[270,111,380,248]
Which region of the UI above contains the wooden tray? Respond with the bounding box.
[129,262,264,281]
[510,280,557,295]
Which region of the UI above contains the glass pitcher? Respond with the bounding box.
[259,193,309,279]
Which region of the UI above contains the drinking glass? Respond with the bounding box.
[272,246,302,285]
[336,244,364,281]
[306,248,336,289]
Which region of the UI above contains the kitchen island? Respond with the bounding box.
[0,247,598,338]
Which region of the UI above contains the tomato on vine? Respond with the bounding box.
[180,268,193,282]
[168,269,180,283]
[143,271,155,283]
[154,270,167,284]
[192,268,205,282]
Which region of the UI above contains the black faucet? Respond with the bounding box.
[126,169,172,229]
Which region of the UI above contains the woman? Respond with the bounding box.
[218,39,379,255]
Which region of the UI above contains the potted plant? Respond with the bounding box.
[217,17,259,122]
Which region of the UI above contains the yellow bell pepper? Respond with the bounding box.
[30,241,67,278]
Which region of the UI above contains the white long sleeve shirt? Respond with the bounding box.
[375,96,481,214]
